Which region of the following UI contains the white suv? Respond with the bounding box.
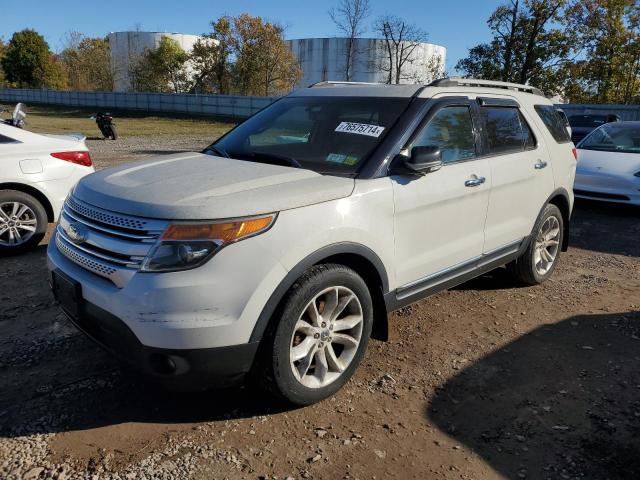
[48,79,577,405]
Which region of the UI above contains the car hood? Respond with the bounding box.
[576,148,640,176]
[73,152,356,219]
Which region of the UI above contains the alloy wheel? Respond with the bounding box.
[0,202,38,247]
[534,215,560,275]
[289,286,363,388]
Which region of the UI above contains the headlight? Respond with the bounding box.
[140,214,276,272]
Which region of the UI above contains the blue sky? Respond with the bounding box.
[1,0,500,72]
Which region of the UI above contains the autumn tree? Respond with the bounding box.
[131,36,190,93]
[1,29,67,89]
[329,0,371,80]
[195,14,301,96]
[372,15,435,84]
[60,33,113,91]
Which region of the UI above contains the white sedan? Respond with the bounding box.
[574,121,640,206]
[0,123,94,253]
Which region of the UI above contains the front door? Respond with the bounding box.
[392,100,491,288]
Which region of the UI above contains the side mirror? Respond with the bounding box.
[392,145,443,175]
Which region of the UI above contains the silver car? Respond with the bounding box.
[574,121,640,206]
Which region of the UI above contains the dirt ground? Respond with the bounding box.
[1,135,639,480]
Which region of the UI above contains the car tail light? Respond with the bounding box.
[571,147,577,160]
[51,151,92,167]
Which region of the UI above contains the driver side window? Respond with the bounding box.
[413,106,476,163]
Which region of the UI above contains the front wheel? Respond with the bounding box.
[109,124,118,140]
[259,264,373,406]
[0,190,47,255]
[507,203,564,285]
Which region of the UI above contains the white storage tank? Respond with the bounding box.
[286,37,446,87]
[108,31,205,92]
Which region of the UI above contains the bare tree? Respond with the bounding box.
[373,15,429,84]
[329,0,371,80]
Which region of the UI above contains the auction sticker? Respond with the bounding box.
[335,122,385,138]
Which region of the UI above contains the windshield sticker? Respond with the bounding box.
[335,122,385,138]
[326,153,359,165]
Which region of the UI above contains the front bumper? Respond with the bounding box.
[52,274,259,388]
[574,172,640,205]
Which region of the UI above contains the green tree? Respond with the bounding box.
[60,34,113,91]
[1,29,68,88]
[0,38,6,86]
[563,0,640,103]
[131,36,190,93]
[455,1,574,95]
[190,16,234,94]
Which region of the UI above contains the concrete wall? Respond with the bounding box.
[286,37,446,86]
[0,89,277,118]
[108,31,206,92]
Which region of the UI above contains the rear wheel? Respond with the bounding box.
[259,264,373,406]
[507,203,563,285]
[0,190,47,255]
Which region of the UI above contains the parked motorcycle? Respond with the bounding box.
[1,103,27,128]
[91,112,118,140]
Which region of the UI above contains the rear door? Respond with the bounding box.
[478,98,555,253]
[392,98,491,287]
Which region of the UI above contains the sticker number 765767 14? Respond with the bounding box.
[335,122,385,138]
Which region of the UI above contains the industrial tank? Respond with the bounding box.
[286,37,446,86]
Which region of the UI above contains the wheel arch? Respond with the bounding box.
[545,188,571,251]
[249,242,391,344]
[0,182,54,222]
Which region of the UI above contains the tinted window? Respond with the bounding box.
[412,106,476,163]
[209,96,411,176]
[568,115,607,128]
[0,134,16,143]
[535,105,571,143]
[482,107,534,155]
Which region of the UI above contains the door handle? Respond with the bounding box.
[535,160,548,170]
[465,176,486,187]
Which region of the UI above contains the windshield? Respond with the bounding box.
[205,96,412,176]
[578,123,640,154]
[568,115,607,128]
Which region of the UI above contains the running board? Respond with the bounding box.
[385,239,527,311]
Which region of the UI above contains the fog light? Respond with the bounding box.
[149,353,177,375]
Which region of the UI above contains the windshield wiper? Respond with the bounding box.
[204,145,230,158]
[237,151,303,169]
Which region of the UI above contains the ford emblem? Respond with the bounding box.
[66,222,89,244]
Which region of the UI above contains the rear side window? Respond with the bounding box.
[482,107,536,155]
[535,105,571,143]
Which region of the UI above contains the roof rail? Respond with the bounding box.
[428,77,545,97]
[308,81,388,88]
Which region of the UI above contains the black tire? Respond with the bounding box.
[109,124,118,140]
[257,264,373,406]
[507,203,564,285]
[0,189,47,255]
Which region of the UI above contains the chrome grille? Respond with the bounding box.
[66,195,152,231]
[56,235,118,277]
[55,195,168,287]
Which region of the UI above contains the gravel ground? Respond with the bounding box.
[1,135,639,480]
